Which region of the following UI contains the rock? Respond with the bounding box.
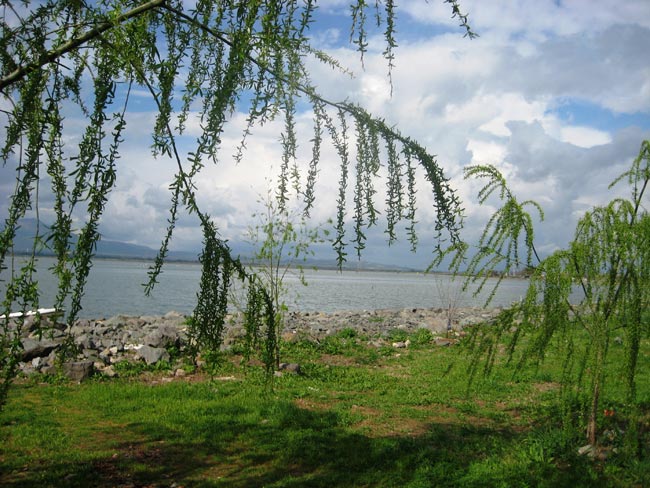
[102,315,131,328]
[63,361,94,382]
[46,350,57,366]
[162,311,186,326]
[278,363,302,375]
[19,363,37,376]
[99,348,112,361]
[41,363,57,376]
[578,444,596,457]
[69,325,87,337]
[76,318,92,328]
[145,325,181,349]
[22,315,43,334]
[75,334,95,350]
[93,326,110,337]
[164,311,184,320]
[15,308,502,377]
[174,368,187,377]
[21,338,60,361]
[136,345,170,365]
[101,365,118,378]
[596,446,615,461]
[281,331,300,343]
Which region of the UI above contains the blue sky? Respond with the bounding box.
[1,0,649,270]
[548,98,650,132]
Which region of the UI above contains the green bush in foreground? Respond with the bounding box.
[453,140,650,448]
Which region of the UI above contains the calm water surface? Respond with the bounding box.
[2,256,531,318]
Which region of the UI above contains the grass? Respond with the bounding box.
[1,328,649,487]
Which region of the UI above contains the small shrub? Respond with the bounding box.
[386,328,408,342]
[337,327,358,339]
[410,328,433,346]
[113,360,148,377]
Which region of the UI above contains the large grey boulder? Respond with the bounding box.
[21,338,60,361]
[63,361,94,382]
[145,325,181,349]
[136,345,170,365]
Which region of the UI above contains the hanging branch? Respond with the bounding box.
[0,1,475,407]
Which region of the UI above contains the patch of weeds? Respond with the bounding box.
[200,349,231,377]
[299,362,335,381]
[281,339,320,363]
[337,327,358,339]
[377,345,396,357]
[409,328,434,346]
[227,337,252,357]
[26,371,68,386]
[151,359,173,372]
[179,361,196,375]
[455,400,479,415]
[356,348,381,364]
[113,360,149,378]
[385,328,408,342]
[165,343,182,362]
[333,406,365,427]
[319,335,357,356]
[110,358,174,378]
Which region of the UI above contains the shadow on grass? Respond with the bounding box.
[2,399,604,488]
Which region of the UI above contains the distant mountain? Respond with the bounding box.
[6,219,200,262]
[295,257,415,272]
[95,239,200,261]
[6,219,414,271]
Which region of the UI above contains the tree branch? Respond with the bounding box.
[0,0,166,92]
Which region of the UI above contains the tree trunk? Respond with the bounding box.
[587,342,606,445]
[587,374,600,445]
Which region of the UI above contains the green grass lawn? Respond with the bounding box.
[1,329,649,487]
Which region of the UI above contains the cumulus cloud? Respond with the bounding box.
[2,1,649,271]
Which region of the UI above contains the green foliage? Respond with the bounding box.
[239,187,325,368]
[464,140,650,445]
[436,163,544,302]
[112,357,173,378]
[0,0,472,410]
[410,328,434,346]
[385,328,409,342]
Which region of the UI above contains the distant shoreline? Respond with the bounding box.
[10,251,426,273]
[9,252,531,278]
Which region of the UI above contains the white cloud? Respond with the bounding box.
[560,126,612,148]
[5,1,648,271]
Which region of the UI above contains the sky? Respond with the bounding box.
[2,0,650,270]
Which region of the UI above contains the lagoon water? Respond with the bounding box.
[2,256,531,318]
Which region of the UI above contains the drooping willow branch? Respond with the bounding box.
[123,44,278,370]
[0,1,474,407]
[460,140,650,445]
[152,2,464,259]
[0,0,166,92]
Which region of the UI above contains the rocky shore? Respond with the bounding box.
[15,307,502,381]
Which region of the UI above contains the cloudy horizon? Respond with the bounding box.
[2,0,649,271]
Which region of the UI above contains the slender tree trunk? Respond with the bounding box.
[587,342,606,445]
[587,374,600,445]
